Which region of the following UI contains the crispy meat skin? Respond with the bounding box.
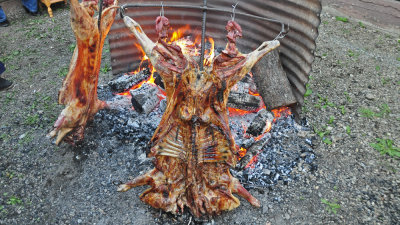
[49,0,118,145]
[120,16,280,217]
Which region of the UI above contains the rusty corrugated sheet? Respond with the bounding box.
[108,0,322,106]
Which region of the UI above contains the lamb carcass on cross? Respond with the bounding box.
[118,15,280,217]
[49,0,118,145]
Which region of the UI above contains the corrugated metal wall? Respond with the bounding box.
[108,0,321,106]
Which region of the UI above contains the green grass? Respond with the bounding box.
[336,16,348,22]
[345,126,351,135]
[358,22,366,28]
[304,83,312,97]
[339,106,346,115]
[101,63,111,73]
[359,108,375,118]
[370,138,400,158]
[58,66,69,77]
[321,199,341,214]
[69,44,76,52]
[375,66,381,71]
[7,196,22,206]
[25,114,39,126]
[328,116,335,124]
[359,104,391,118]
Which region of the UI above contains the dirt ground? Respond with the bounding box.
[0,2,399,225]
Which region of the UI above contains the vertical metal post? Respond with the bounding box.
[199,0,207,71]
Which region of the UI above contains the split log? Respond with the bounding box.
[108,68,151,93]
[252,49,297,110]
[227,78,261,111]
[129,83,160,114]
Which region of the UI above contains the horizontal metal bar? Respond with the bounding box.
[120,3,289,31]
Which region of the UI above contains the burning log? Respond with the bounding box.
[118,15,280,217]
[227,78,262,111]
[252,49,297,110]
[48,0,118,145]
[108,68,151,93]
[246,108,274,137]
[130,83,160,114]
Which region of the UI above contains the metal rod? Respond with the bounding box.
[199,0,207,71]
[119,3,289,33]
[98,0,104,32]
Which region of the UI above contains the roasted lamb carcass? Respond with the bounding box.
[49,0,118,145]
[118,15,280,217]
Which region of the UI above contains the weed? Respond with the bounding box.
[323,138,332,145]
[397,57,400,61]
[321,198,341,214]
[322,53,327,57]
[370,138,400,158]
[328,116,335,124]
[7,196,22,205]
[58,66,69,77]
[381,77,391,85]
[18,131,33,146]
[69,44,76,52]
[336,16,348,22]
[4,91,15,105]
[333,186,338,191]
[375,66,381,71]
[101,63,111,73]
[322,21,328,25]
[345,126,351,135]
[359,108,375,118]
[304,83,312,97]
[0,133,10,142]
[25,114,39,126]
[343,91,351,103]
[358,22,366,28]
[348,50,355,57]
[377,104,391,117]
[339,106,346,115]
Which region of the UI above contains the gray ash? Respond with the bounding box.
[231,115,317,189]
[95,73,316,190]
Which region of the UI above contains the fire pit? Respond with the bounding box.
[50,0,321,219]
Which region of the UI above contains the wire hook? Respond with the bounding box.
[231,2,239,21]
[160,2,164,17]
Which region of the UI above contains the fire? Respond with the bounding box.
[271,106,292,122]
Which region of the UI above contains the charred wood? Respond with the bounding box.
[129,83,160,114]
[246,108,274,137]
[108,68,151,93]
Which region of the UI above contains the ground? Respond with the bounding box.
[0,2,400,225]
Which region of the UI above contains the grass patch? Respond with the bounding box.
[345,126,351,135]
[101,63,111,73]
[370,138,400,158]
[58,66,69,77]
[304,83,312,97]
[335,16,348,23]
[321,199,341,214]
[359,104,390,118]
[7,196,22,206]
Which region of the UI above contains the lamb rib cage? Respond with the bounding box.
[118,15,280,217]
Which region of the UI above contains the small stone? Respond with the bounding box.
[19,133,26,139]
[365,93,375,100]
[284,213,290,220]
[263,169,271,175]
[77,219,82,224]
